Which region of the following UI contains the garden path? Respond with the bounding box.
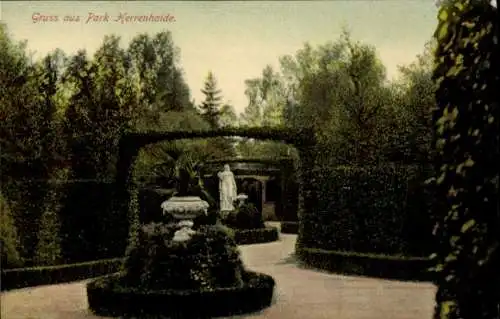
[1,224,436,319]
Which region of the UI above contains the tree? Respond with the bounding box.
[0,24,64,259]
[199,71,223,129]
[63,35,137,180]
[390,43,435,163]
[238,66,292,158]
[219,103,237,128]
[128,31,192,127]
[248,31,395,165]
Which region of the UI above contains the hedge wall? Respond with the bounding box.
[280,160,298,222]
[297,164,434,258]
[58,181,121,263]
[137,187,175,223]
[1,180,122,266]
[1,258,123,291]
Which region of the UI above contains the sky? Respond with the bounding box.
[1,1,439,114]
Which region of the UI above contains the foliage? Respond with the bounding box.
[173,154,215,206]
[62,36,137,181]
[198,71,236,158]
[391,43,435,163]
[225,202,264,230]
[57,181,118,262]
[297,165,434,257]
[238,66,295,158]
[138,187,176,223]
[199,71,224,129]
[134,111,210,187]
[34,190,62,266]
[431,1,500,318]
[232,227,280,245]
[127,31,193,116]
[241,30,436,167]
[1,257,123,291]
[0,193,23,269]
[122,223,244,290]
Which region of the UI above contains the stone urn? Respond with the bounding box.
[161,196,209,242]
[161,196,209,221]
[236,193,248,207]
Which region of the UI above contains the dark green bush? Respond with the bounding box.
[232,227,280,245]
[122,223,244,290]
[298,164,434,257]
[225,203,264,230]
[1,258,123,291]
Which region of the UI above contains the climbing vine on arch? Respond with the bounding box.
[431,0,499,318]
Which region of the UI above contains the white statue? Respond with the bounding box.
[218,164,237,212]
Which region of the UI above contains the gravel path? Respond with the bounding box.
[1,231,436,319]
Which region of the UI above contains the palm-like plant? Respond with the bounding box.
[173,154,215,206]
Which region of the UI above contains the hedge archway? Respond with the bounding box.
[112,126,317,254]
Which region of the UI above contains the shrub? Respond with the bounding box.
[225,203,264,230]
[1,258,123,291]
[232,227,280,245]
[121,223,244,290]
[431,1,500,318]
[0,193,23,269]
[298,164,434,257]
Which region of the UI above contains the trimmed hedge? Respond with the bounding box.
[87,270,275,318]
[280,221,299,234]
[1,258,123,291]
[137,187,175,223]
[298,164,434,257]
[1,180,119,265]
[233,227,279,245]
[296,247,433,282]
[58,181,121,263]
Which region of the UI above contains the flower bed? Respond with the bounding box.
[233,226,279,245]
[87,270,275,317]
